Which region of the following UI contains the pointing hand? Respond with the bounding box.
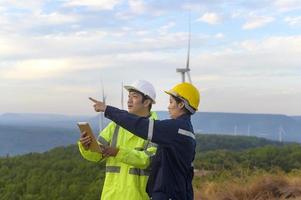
[89,97,107,112]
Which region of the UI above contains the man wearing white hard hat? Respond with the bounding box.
[79,80,158,200]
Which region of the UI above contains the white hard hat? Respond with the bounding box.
[124,80,156,104]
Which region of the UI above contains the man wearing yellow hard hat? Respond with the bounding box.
[89,82,200,200]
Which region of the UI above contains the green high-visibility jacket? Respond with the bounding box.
[78,112,158,200]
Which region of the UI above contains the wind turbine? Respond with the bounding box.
[99,80,106,132]
[121,81,124,110]
[247,124,251,136]
[234,125,238,136]
[278,125,286,143]
[177,13,192,83]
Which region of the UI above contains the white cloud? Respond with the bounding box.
[0,0,43,11]
[182,2,205,12]
[1,59,71,80]
[63,0,122,10]
[158,22,176,34]
[53,85,96,94]
[0,30,109,59]
[115,0,149,20]
[0,55,117,81]
[189,34,301,114]
[240,36,301,54]
[115,11,133,20]
[1,1,300,115]
[0,6,6,12]
[242,16,274,30]
[214,33,224,39]
[193,75,221,81]
[135,30,150,36]
[193,35,301,76]
[197,12,222,25]
[0,35,27,56]
[274,0,301,12]
[129,0,146,14]
[0,11,80,36]
[35,12,80,25]
[284,16,301,26]
[231,10,243,19]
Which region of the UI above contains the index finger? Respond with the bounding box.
[80,132,89,138]
[89,97,99,103]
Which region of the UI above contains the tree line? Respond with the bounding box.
[0,134,299,199]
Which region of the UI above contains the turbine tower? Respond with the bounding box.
[247,124,251,136]
[177,13,192,83]
[278,125,286,143]
[234,125,238,136]
[99,80,106,132]
[121,81,124,110]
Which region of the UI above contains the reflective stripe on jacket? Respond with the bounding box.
[78,111,158,200]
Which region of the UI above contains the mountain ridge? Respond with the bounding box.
[0,111,300,156]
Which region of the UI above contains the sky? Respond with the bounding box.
[0,0,301,116]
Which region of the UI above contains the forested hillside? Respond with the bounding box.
[1,135,300,199]
[195,134,283,152]
[0,146,105,200]
[194,135,299,171]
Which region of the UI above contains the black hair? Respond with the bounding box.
[171,95,191,115]
[129,89,152,111]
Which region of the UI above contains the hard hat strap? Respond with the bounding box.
[182,98,196,114]
[169,91,195,114]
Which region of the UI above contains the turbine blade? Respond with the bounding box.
[100,80,106,132]
[99,113,103,132]
[186,12,191,70]
[101,81,106,103]
[187,71,192,83]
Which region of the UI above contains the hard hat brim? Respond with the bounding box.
[165,90,197,113]
[164,90,178,97]
[124,85,156,104]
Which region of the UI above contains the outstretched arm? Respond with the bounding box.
[89,97,179,145]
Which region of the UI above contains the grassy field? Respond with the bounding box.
[193,169,301,200]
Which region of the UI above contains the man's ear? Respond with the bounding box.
[143,99,152,108]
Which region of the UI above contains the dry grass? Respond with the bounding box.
[194,171,301,200]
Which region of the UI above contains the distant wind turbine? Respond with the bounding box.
[247,124,251,136]
[278,125,286,143]
[234,125,238,136]
[177,13,192,83]
[121,81,124,110]
[99,80,106,132]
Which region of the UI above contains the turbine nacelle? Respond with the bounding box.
[176,68,192,83]
[176,68,190,73]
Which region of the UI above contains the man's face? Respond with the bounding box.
[127,91,145,114]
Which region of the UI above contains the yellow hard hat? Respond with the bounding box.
[165,82,200,113]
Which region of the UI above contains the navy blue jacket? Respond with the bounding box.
[105,106,196,200]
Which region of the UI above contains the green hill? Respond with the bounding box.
[0,145,105,200]
[0,135,299,200]
[195,134,284,152]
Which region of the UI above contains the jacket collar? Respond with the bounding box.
[176,113,191,120]
[150,111,158,120]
